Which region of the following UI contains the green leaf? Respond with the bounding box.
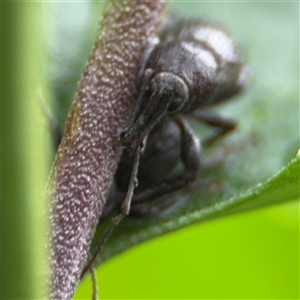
[201,153,300,218]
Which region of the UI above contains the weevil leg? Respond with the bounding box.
[90,266,98,300]
[192,110,236,145]
[129,195,183,218]
[81,146,142,279]
[80,251,98,298]
[89,253,98,300]
[129,116,201,217]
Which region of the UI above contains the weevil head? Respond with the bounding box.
[147,72,189,113]
[120,70,189,148]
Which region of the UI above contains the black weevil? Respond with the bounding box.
[81,17,248,277]
[105,18,248,218]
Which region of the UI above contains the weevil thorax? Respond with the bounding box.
[149,20,248,111]
[121,20,247,149]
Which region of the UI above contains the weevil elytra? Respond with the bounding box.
[81,17,248,277]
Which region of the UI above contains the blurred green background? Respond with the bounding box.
[2,2,51,299]
[2,1,299,299]
[82,201,299,299]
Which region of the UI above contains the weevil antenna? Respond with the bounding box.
[80,146,141,279]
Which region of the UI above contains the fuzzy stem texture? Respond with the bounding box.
[47,1,167,299]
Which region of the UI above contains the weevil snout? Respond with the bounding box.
[120,71,189,148]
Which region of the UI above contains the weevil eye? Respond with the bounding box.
[150,72,189,114]
[167,97,185,112]
[167,75,189,113]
